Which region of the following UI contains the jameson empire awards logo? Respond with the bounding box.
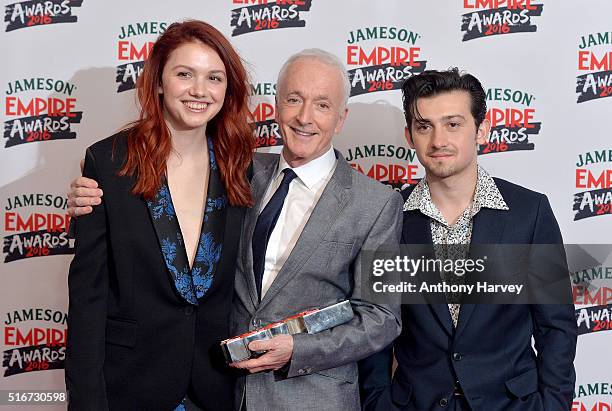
[573,150,612,220]
[230,0,312,37]
[573,265,612,335]
[2,193,73,263]
[4,78,82,148]
[479,87,540,155]
[575,303,612,336]
[346,26,427,97]
[250,82,281,149]
[572,383,612,411]
[2,308,67,377]
[576,31,612,103]
[461,0,543,41]
[4,0,83,32]
[346,145,421,192]
[116,21,168,92]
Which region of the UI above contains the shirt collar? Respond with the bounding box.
[276,146,337,191]
[472,165,509,212]
[403,177,444,223]
[403,165,509,220]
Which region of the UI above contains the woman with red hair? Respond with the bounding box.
[65,20,253,410]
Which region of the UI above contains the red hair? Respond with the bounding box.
[119,20,254,206]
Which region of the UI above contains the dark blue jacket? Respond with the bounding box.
[359,178,577,411]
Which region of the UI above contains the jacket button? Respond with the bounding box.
[439,398,448,407]
[453,352,462,361]
[252,318,260,327]
[183,306,194,315]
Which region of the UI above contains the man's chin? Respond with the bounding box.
[427,165,456,179]
[281,147,307,165]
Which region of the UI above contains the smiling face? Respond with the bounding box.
[405,90,490,182]
[158,41,227,134]
[276,58,348,167]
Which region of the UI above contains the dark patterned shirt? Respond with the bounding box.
[403,166,509,326]
[147,137,226,306]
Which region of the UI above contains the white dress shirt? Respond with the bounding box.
[258,146,337,298]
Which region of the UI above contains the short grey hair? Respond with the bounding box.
[276,48,351,110]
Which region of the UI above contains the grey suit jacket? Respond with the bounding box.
[231,151,402,411]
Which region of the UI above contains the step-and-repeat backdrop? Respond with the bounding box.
[1,1,610,409]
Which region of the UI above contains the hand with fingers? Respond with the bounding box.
[67,159,103,217]
[229,334,294,373]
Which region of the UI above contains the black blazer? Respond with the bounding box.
[65,132,244,410]
[359,178,577,411]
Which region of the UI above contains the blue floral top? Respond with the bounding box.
[146,137,227,305]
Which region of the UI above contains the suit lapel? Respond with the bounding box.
[401,208,431,244]
[256,153,351,313]
[402,209,454,336]
[470,208,506,245]
[242,157,277,311]
[146,180,197,304]
[454,208,507,339]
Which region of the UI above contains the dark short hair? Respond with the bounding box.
[401,68,487,130]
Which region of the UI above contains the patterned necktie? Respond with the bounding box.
[252,168,298,299]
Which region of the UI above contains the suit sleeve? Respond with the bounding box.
[529,195,577,411]
[286,190,403,378]
[65,147,110,410]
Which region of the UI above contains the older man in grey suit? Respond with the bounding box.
[65,49,401,410]
[227,49,402,410]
